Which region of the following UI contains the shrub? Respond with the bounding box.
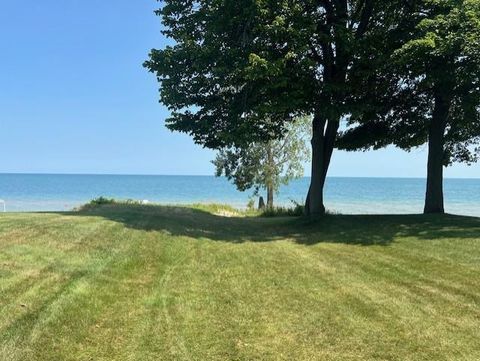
[76,197,117,211]
[260,204,305,217]
[90,197,116,206]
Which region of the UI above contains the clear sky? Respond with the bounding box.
[0,1,478,178]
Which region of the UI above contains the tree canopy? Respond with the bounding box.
[145,0,414,215]
[339,0,480,213]
[145,0,479,215]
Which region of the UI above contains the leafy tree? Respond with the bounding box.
[340,0,480,213]
[144,0,412,215]
[213,117,310,208]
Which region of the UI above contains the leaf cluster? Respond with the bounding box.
[213,116,311,195]
[145,0,411,147]
[340,0,480,165]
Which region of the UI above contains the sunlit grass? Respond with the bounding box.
[1,204,480,360]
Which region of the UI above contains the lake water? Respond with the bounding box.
[0,174,479,216]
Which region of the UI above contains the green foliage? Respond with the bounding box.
[144,0,272,148]
[260,204,306,217]
[144,0,410,147]
[144,0,415,215]
[79,196,116,210]
[78,197,147,211]
[340,0,480,165]
[213,117,310,205]
[90,196,116,205]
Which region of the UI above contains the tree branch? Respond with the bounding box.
[355,0,374,39]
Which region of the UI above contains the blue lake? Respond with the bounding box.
[0,174,479,216]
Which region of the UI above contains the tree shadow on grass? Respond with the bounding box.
[65,204,480,247]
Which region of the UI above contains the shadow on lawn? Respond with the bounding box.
[68,204,480,246]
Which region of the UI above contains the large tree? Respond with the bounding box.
[213,117,310,208]
[145,0,411,215]
[340,0,480,213]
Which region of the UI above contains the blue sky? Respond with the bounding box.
[0,1,478,178]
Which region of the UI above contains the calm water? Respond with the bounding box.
[0,174,479,216]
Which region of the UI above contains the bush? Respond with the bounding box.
[76,197,117,211]
[260,204,305,217]
[258,201,340,217]
[89,197,116,206]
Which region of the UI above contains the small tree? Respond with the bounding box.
[213,117,310,209]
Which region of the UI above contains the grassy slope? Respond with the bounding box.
[1,204,480,361]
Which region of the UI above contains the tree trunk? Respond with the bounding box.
[266,144,274,209]
[424,91,450,214]
[267,184,274,209]
[306,114,339,216]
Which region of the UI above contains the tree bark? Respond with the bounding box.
[266,144,274,208]
[267,184,274,209]
[424,90,450,214]
[306,114,339,216]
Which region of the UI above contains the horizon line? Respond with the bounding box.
[0,172,479,180]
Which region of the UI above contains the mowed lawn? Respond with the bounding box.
[1,204,480,360]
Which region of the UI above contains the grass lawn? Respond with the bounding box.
[1,204,480,360]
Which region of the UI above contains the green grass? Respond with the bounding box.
[1,204,480,360]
